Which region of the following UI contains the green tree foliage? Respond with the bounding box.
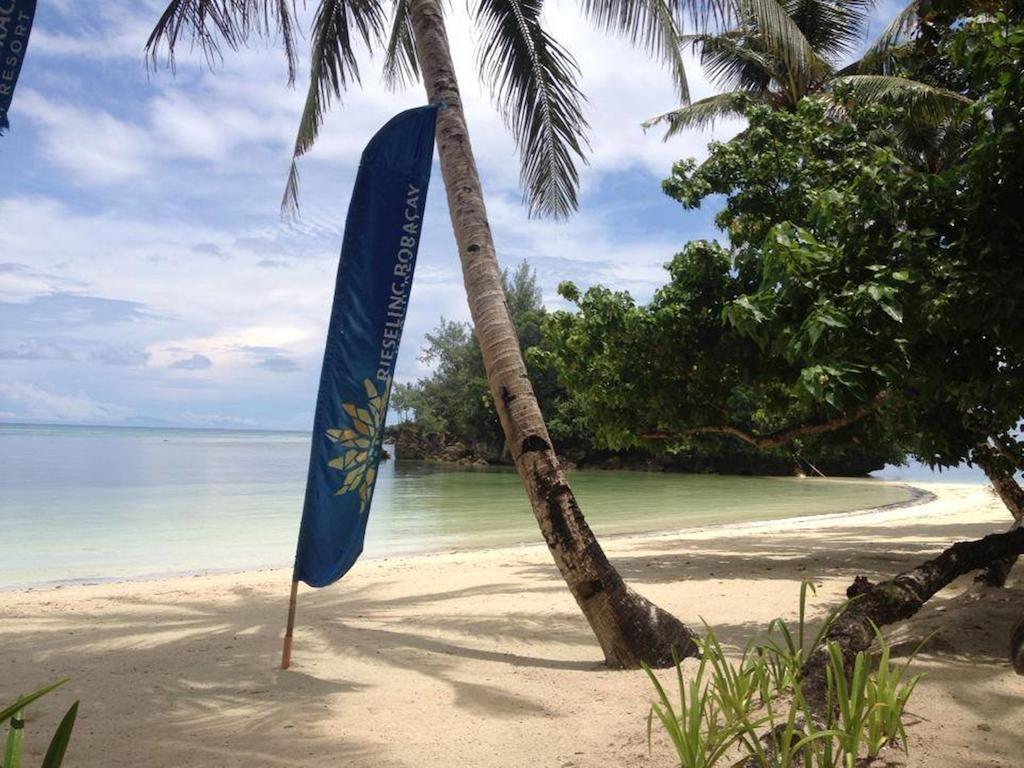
[543,220,904,466]
[410,317,495,442]
[401,262,575,451]
[544,9,1024,471]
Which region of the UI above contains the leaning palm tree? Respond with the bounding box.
[644,0,968,136]
[146,0,723,668]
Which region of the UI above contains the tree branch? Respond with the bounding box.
[992,434,1024,472]
[801,527,1024,713]
[639,391,889,449]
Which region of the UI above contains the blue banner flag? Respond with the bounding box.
[293,105,438,588]
[0,0,36,134]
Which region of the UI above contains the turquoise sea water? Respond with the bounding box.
[0,423,922,589]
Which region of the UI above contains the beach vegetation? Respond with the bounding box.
[2,681,78,768]
[398,261,901,475]
[644,586,924,767]
[543,3,1024,536]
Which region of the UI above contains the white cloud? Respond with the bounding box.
[0,382,134,422]
[3,0,747,427]
[16,91,154,184]
[25,1,735,191]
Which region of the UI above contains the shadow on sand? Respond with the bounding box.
[3,511,1022,767]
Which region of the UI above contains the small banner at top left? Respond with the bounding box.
[0,0,37,135]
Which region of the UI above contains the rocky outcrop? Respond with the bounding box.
[386,424,493,466]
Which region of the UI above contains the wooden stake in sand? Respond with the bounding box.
[281,579,299,669]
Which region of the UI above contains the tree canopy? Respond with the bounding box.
[543,8,1024,475]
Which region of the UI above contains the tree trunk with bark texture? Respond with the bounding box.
[407,0,697,667]
[1012,616,1024,675]
[976,450,1024,587]
[800,528,1024,712]
[981,463,1024,520]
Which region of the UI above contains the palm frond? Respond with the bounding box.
[783,0,875,60]
[839,0,919,75]
[273,0,301,84]
[474,0,590,218]
[693,30,778,92]
[579,0,696,103]
[146,0,300,84]
[281,0,387,216]
[643,91,752,137]
[831,74,973,123]
[383,0,419,89]
[736,0,825,92]
[893,111,975,172]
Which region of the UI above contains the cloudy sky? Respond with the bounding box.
[0,0,900,430]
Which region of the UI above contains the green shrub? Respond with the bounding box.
[644,584,923,768]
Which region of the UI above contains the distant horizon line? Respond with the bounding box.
[0,420,308,435]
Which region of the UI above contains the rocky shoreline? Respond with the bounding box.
[384,424,887,476]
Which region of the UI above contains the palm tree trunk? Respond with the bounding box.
[407,0,697,668]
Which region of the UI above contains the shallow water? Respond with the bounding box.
[0,423,915,588]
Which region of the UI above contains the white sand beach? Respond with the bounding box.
[2,482,1022,767]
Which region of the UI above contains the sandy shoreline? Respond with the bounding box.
[2,482,1022,767]
[2,478,927,594]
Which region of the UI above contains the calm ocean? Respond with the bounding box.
[0,423,971,589]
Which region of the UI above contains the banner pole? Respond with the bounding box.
[281,579,299,669]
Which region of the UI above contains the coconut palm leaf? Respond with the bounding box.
[578,0,701,104]
[146,0,300,84]
[474,0,590,218]
[784,0,875,59]
[282,0,387,215]
[690,30,778,93]
[147,0,742,219]
[838,0,919,75]
[737,0,824,88]
[831,74,973,123]
[383,0,419,89]
[893,110,975,172]
[643,90,754,136]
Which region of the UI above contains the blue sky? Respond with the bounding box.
[0,0,900,429]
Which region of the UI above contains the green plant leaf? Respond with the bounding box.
[40,701,78,768]
[3,702,24,768]
[0,682,67,725]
